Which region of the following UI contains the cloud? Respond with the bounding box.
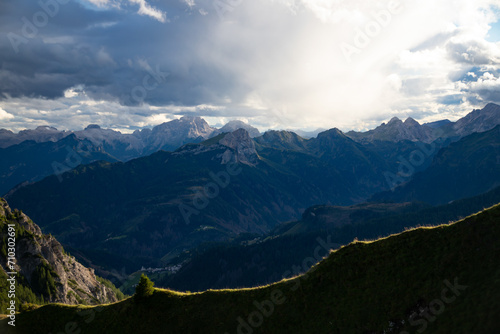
[0,0,500,132]
[459,71,500,103]
[183,0,196,8]
[446,38,500,65]
[128,0,167,22]
[0,108,14,120]
[84,0,113,7]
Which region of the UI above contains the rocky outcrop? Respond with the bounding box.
[451,102,500,136]
[0,198,119,305]
[218,129,259,166]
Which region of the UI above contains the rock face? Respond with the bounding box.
[219,129,259,166]
[451,103,500,136]
[0,198,118,305]
[143,116,216,154]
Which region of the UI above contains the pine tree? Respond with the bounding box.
[134,274,154,301]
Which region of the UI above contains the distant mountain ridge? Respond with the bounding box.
[0,135,118,196]
[346,103,500,143]
[0,117,260,160]
[1,103,499,156]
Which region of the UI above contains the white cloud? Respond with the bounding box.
[460,71,500,100]
[84,0,111,7]
[0,108,14,120]
[183,0,196,8]
[128,0,167,22]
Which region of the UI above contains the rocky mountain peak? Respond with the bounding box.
[404,117,420,126]
[453,103,500,136]
[85,124,101,130]
[219,129,258,166]
[316,128,347,141]
[388,117,402,124]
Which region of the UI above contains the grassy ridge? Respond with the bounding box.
[2,204,499,334]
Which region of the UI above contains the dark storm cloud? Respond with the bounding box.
[0,0,247,106]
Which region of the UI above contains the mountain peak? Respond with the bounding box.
[404,117,419,126]
[317,128,345,138]
[219,129,258,166]
[484,102,500,111]
[179,115,203,122]
[453,102,500,136]
[388,116,402,124]
[85,124,101,130]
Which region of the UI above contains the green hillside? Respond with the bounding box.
[2,203,499,334]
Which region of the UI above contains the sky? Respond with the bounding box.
[0,0,500,133]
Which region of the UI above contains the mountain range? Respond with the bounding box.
[1,103,499,198]
[3,107,498,283]
[346,102,500,143]
[6,128,386,275]
[0,117,261,160]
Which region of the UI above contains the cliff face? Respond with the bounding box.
[218,128,259,166]
[0,198,118,305]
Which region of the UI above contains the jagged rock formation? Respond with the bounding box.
[218,129,259,166]
[346,117,436,143]
[0,117,248,161]
[141,116,216,155]
[448,102,500,136]
[0,198,119,305]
